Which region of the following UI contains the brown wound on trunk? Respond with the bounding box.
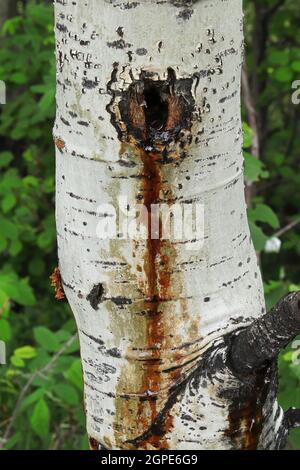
[109,67,195,449]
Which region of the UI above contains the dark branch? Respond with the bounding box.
[265,0,286,20]
[228,292,300,375]
[285,408,300,429]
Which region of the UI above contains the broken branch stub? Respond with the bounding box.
[228,292,300,376]
[285,408,300,430]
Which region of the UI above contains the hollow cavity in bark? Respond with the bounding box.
[113,68,195,152]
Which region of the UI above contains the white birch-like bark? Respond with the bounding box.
[54,0,285,450]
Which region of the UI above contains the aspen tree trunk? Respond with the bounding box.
[53,0,300,450]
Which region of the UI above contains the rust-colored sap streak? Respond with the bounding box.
[113,143,177,449]
[111,74,194,449]
[137,148,174,449]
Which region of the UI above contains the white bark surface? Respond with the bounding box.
[54,0,282,450]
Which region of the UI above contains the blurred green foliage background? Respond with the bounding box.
[0,0,299,450]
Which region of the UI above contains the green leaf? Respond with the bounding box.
[0,288,8,305]
[0,233,7,252]
[2,192,17,213]
[11,356,25,368]
[244,152,268,182]
[30,84,48,94]
[264,281,288,310]
[0,318,11,342]
[64,337,80,354]
[38,88,55,112]
[249,220,268,252]
[248,204,280,230]
[34,326,60,352]
[23,175,39,188]
[80,434,90,450]
[56,329,71,343]
[64,359,83,391]
[269,50,289,66]
[0,217,18,240]
[10,72,27,84]
[289,428,300,450]
[14,345,37,359]
[2,16,22,35]
[9,239,22,256]
[20,388,45,411]
[37,230,55,249]
[274,67,293,83]
[0,151,13,168]
[4,432,21,450]
[242,122,253,148]
[55,383,79,406]
[291,61,300,73]
[30,398,50,438]
[0,274,36,306]
[53,355,74,374]
[29,349,51,372]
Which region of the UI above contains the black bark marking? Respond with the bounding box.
[60,116,70,126]
[136,47,147,56]
[116,26,124,37]
[107,39,132,49]
[87,283,104,310]
[80,329,104,347]
[177,8,193,20]
[82,78,98,89]
[110,296,133,307]
[56,23,68,33]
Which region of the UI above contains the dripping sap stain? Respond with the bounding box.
[110,68,194,448]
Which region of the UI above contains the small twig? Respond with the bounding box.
[242,64,260,160]
[274,218,300,238]
[0,333,77,449]
[242,63,261,211]
[0,417,12,429]
[265,0,286,19]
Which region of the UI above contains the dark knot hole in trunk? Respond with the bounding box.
[144,85,168,132]
[116,69,195,150]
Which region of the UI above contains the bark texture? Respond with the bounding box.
[54,0,299,450]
